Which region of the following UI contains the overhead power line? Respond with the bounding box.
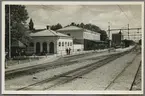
[117,5,130,22]
[117,5,136,27]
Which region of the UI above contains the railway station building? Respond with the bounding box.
[26,26,73,55]
[57,26,101,50]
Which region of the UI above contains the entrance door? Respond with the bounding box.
[49,42,54,54]
[36,42,40,54]
[43,42,47,53]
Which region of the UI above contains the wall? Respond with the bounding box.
[57,30,84,40]
[26,36,58,54]
[57,38,73,55]
[57,29,101,51]
[73,44,84,52]
[83,31,100,41]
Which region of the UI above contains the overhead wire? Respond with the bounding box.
[116,5,141,40]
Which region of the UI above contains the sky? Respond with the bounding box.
[25,5,142,40]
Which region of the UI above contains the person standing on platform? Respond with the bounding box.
[66,48,68,55]
[69,48,71,55]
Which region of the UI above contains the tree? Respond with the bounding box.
[29,18,34,30]
[80,23,85,28]
[5,5,29,49]
[51,23,62,31]
[70,22,75,26]
[99,30,108,41]
[56,23,62,29]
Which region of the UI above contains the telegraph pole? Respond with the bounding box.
[134,31,136,40]
[128,24,129,40]
[137,28,140,42]
[108,22,110,48]
[9,5,11,58]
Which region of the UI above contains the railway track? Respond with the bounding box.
[5,50,109,80]
[103,48,141,90]
[16,50,131,90]
[130,60,141,90]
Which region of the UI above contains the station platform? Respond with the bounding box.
[5,46,134,72]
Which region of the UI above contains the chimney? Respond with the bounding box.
[46,25,51,30]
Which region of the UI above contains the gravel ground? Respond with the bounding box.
[131,64,141,90]
[5,46,136,91]
[48,52,137,90]
[5,52,109,90]
[106,54,141,90]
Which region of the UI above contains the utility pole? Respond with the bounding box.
[108,27,141,42]
[108,22,111,48]
[134,31,136,40]
[9,5,11,59]
[128,24,129,40]
[137,28,140,42]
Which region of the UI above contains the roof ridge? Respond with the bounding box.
[49,30,57,36]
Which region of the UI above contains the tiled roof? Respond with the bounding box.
[57,26,83,31]
[30,29,70,37]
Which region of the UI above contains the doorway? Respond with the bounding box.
[36,42,40,54]
[49,42,54,54]
[42,42,47,53]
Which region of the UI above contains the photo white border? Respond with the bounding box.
[1,1,144,94]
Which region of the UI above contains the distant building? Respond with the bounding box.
[112,32,123,46]
[57,26,100,50]
[11,40,26,57]
[26,26,73,55]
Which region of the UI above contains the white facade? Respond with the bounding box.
[73,44,84,52]
[26,29,73,55]
[57,38,73,55]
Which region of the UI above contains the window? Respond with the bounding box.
[68,42,69,46]
[70,42,72,46]
[62,42,64,46]
[65,42,67,46]
[59,42,61,46]
[30,42,34,47]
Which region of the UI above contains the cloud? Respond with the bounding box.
[26,5,142,30]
